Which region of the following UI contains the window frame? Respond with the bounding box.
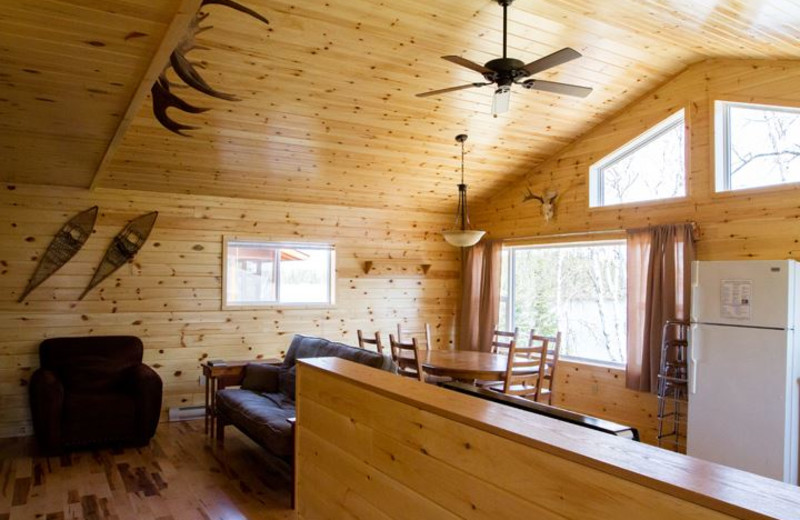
[714,99,800,194]
[222,237,336,310]
[589,108,687,208]
[501,239,627,367]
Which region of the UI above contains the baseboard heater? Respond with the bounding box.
[441,381,640,441]
[168,405,205,422]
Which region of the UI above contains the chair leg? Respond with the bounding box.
[216,417,225,446]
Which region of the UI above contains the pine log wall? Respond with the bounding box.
[0,184,460,438]
[474,58,800,445]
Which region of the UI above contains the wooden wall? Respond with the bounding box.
[0,183,460,438]
[554,361,659,445]
[474,58,800,446]
[296,358,800,520]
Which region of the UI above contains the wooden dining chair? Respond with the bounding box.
[389,334,424,382]
[491,327,519,354]
[474,327,520,387]
[530,331,562,405]
[396,323,433,350]
[356,330,384,355]
[487,338,545,400]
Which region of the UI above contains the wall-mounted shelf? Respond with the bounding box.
[361,260,432,276]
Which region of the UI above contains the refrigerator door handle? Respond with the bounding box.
[689,325,699,394]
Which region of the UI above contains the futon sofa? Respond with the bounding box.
[29,336,163,454]
[215,334,392,469]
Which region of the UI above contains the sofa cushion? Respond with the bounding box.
[217,389,295,458]
[283,334,387,370]
[241,363,280,393]
[278,365,297,399]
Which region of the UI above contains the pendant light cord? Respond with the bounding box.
[460,137,465,184]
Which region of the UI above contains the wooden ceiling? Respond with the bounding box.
[3,1,800,211]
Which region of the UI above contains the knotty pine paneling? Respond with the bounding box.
[554,361,659,445]
[475,58,800,447]
[0,183,459,438]
[297,359,800,520]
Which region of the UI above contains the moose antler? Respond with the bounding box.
[151,0,269,136]
[523,187,558,222]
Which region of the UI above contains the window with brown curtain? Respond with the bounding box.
[459,240,503,351]
[626,223,696,392]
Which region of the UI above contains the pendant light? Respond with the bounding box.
[442,134,486,247]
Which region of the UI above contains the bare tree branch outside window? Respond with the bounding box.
[727,104,800,190]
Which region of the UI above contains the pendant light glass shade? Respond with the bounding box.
[442,134,485,247]
[443,229,486,247]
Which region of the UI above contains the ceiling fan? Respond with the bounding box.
[416,0,592,115]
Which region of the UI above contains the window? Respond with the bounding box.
[590,109,686,207]
[223,239,335,307]
[499,241,627,364]
[716,100,800,192]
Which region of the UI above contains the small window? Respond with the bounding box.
[590,109,686,207]
[223,239,335,307]
[716,100,800,192]
[499,241,627,365]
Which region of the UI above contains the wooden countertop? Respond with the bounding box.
[298,357,800,520]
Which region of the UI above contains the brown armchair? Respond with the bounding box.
[29,336,162,453]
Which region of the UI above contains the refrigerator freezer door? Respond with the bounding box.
[691,260,794,329]
[687,324,795,483]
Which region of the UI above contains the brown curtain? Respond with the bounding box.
[626,223,695,392]
[459,240,503,351]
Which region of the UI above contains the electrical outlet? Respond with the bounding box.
[198,374,206,386]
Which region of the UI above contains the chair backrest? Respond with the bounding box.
[389,334,424,382]
[491,327,519,354]
[39,336,144,391]
[396,323,433,350]
[529,331,562,404]
[356,330,384,354]
[501,339,545,399]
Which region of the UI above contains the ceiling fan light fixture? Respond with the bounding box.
[442,134,485,248]
[415,0,592,110]
[492,86,511,115]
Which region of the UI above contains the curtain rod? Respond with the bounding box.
[501,222,698,243]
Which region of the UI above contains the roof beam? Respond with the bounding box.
[90,0,202,191]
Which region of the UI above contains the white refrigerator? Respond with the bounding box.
[689,259,800,484]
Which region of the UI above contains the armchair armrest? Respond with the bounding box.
[241,363,282,393]
[29,368,64,453]
[121,364,163,442]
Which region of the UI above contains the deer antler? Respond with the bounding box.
[523,187,559,222]
[523,187,544,203]
[151,0,269,136]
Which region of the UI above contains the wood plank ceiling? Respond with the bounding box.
[2,0,800,210]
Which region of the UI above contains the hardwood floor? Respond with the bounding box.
[0,421,295,520]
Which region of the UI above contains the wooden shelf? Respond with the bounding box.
[361,260,432,276]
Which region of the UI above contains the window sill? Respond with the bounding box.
[222,303,336,311]
[560,357,626,372]
[712,181,800,200]
[588,194,688,211]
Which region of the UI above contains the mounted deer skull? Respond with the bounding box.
[151,0,269,136]
[523,187,558,222]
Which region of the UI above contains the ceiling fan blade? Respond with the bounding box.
[521,47,582,76]
[416,82,490,98]
[522,79,592,98]
[441,55,492,75]
[491,86,511,116]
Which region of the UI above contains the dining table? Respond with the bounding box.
[418,349,537,382]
